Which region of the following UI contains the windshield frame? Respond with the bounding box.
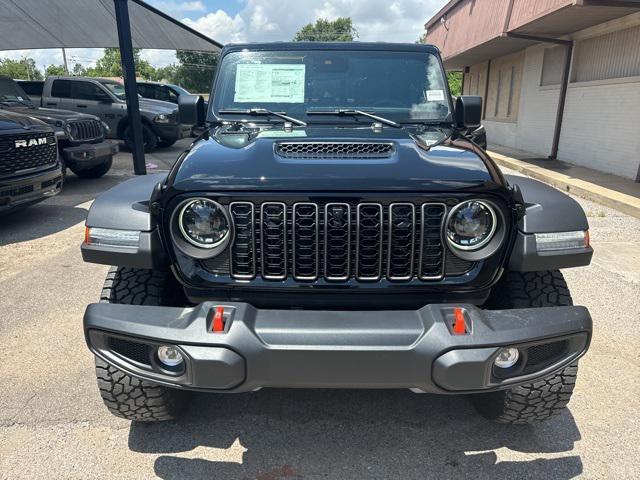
[208,44,455,127]
[98,80,127,101]
[0,76,34,105]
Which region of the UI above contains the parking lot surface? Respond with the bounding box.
[1,139,639,479]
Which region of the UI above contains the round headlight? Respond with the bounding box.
[446,200,497,251]
[178,199,230,248]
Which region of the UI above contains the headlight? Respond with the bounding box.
[446,200,497,251]
[178,199,230,248]
[154,114,171,124]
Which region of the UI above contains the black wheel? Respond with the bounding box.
[94,267,189,421]
[470,270,580,424]
[124,124,158,153]
[70,157,112,179]
[157,138,177,148]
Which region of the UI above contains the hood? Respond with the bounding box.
[4,105,100,125]
[170,125,500,192]
[138,98,178,115]
[0,109,52,132]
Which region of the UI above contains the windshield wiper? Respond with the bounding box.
[306,109,401,128]
[219,108,307,126]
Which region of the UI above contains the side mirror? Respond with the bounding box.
[455,95,482,129]
[179,94,205,126]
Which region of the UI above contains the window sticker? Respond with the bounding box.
[234,64,305,103]
[426,89,445,102]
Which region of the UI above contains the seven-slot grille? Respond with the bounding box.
[0,133,57,177]
[228,201,446,282]
[68,119,103,142]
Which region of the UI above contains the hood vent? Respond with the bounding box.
[276,141,394,159]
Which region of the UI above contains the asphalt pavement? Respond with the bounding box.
[1,139,639,479]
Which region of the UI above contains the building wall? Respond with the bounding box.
[468,13,640,179]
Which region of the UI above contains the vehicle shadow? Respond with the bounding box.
[0,174,129,246]
[128,389,583,480]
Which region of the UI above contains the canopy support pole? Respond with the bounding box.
[113,0,146,175]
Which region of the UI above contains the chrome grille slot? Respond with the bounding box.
[227,200,448,283]
[260,202,287,280]
[276,142,394,159]
[419,204,446,280]
[387,203,415,280]
[324,203,351,280]
[68,119,103,142]
[293,203,319,280]
[229,202,255,279]
[356,203,383,280]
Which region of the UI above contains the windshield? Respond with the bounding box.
[0,77,32,103]
[212,49,451,124]
[99,80,127,100]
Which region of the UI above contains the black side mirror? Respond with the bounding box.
[455,96,482,129]
[179,94,205,126]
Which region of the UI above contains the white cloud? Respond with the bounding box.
[183,0,442,44]
[152,1,206,15]
[139,49,178,68]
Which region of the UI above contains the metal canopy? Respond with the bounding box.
[0,0,222,52]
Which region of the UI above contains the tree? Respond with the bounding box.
[447,71,463,97]
[45,64,66,76]
[0,58,42,80]
[293,18,358,42]
[172,50,218,93]
[83,48,156,79]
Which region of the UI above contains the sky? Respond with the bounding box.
[0,0,443,72]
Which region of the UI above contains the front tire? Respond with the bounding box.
[124,124,158,153]
[94,267,189,421]
[470,270,580,424]
[70,157,113,179]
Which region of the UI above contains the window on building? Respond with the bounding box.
[572,25,640,83]
[485,51,523,122]
[540,46,566,86]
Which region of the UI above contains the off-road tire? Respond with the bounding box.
[157,138,177,148]
[470,270,580,424]
[124,124,158,153]
[94,267,189,421]
[70,157,112,179]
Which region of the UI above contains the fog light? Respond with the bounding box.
[494,347,519,369]
[157,345,184,367]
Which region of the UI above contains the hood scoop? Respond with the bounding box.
[276,141,395,159]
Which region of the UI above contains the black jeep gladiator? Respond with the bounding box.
[81,43,593,424]
[1,76,118,178]
[0,110,62,212]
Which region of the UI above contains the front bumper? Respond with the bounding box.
[0,166,63,213]
[154,123,191,141]
[62,140,119,168]
[84,302,591,394]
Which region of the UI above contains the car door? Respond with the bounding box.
[69,80,116,130]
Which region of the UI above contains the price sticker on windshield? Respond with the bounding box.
[426,90,445,102]
[234,64,305,103]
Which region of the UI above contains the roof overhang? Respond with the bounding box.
[0,0,222,52]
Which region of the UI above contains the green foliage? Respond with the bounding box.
[447,71,463,97]
[0,58,42,80]
[293,17,358,42]
[45,64,66,76]
[80,48,156,79]
[171,51,218,93]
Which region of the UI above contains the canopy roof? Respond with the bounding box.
[0,0,222,52]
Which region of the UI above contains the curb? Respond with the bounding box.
[489,151,640,219]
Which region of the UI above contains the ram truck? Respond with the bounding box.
[81,43,593,424]
[2,76,117,178]
[0,110,62,212]
[41,76,191,151]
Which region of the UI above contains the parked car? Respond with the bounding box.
[81,42,593,425]
[2,76,117,178]
[41,77,191,151]
[16,79,43,102]
[0,109,62,212]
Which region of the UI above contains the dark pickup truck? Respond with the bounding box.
[0,110,62,212]
[81,42,593,425]
[2,76,117,178]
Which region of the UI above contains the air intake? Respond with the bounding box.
[276,142,394,159]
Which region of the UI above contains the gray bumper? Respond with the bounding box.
[84,302,591,394]
[62,140,119,167]
[154,123,191,141]
[0,166,63,213]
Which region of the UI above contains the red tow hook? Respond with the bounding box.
[212,306,225,333]
[452,307,467,335]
